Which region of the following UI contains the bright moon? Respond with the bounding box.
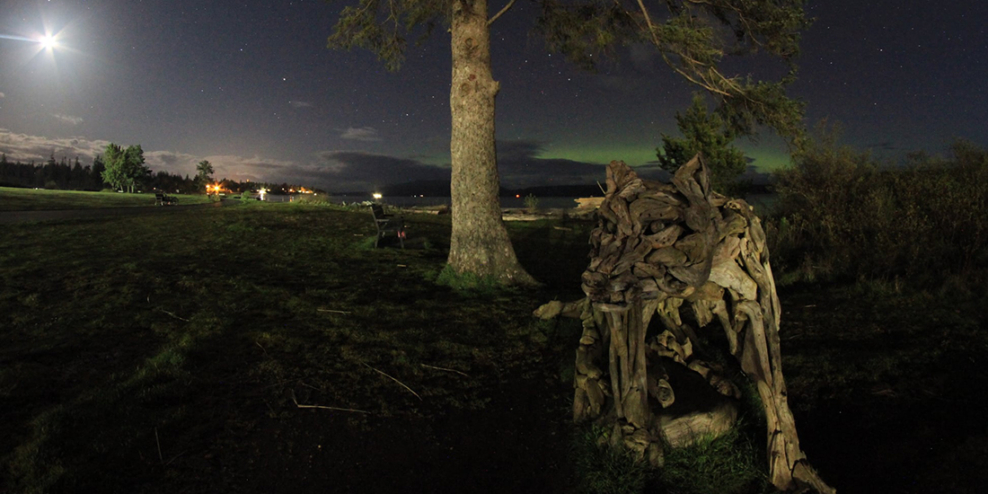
[39,35,56,50]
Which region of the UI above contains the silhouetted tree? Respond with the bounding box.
[327,0,808,284]
[124,145,151,192]
[658,93,748,195]
[195,160,215,192]
[91,155,106,190]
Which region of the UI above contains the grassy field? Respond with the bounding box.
[1,201,985,493]
[0,187,214,211]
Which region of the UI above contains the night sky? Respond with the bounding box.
[1,0,985,192]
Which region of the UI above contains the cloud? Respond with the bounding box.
[625,162,672,182]
[0,92,5,98]
[496,139,610,188]
[340,126,381,142]
[143,150,201,175]
[0,129,632,193]
[289,100,312,108]
[0,128,108,163]
[53,114,84,125]
[314,151,448,191]
[144,151,448,192]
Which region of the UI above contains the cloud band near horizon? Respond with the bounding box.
[1,129,685,192]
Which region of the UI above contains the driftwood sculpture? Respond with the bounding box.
[536,157,833,493]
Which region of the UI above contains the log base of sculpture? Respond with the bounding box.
[535,157,833,493]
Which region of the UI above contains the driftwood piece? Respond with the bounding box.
[536,156,833,493]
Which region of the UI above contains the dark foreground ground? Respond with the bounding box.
[1,204,985,493]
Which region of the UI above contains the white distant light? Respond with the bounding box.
[372,193,383,200]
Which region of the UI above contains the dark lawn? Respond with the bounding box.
[1,202,984,493]
[0,187,213,211]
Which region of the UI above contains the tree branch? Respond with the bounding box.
[635,0,661,46]
[488,0,516,26]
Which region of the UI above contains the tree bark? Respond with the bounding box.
[448,0,536,285]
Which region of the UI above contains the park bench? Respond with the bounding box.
[154,193,177,206]
[371,203,405,248]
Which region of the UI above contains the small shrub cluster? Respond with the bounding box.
[768,135,988,290]
[524,193,540,212]
[291,193,334,205]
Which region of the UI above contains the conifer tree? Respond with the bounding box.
[327,0,809,284]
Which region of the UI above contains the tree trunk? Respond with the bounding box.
[448,0,536,285]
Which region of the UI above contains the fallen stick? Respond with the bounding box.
[317,309,352,315]
[154,427,163,464]
[165,451,187,466]
[156,309,189,322]
[421,363,469,377]
[362,362,422,401]
[291,390,372,414]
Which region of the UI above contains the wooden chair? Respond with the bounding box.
[371,204,405,248]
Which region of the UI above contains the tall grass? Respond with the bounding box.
[768,135,988,291]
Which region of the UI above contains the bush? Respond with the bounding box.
[293,194,335,206]
[769,132,988,289]
[524,193,539,212]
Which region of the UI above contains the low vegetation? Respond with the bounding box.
[0,203,587,493]
[0,187,213,211]
[1,172,985,492]
[768,136,988,292]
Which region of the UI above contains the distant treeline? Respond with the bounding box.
[0,153,321,195]
[0,153,203,193]
[1,153,108,191]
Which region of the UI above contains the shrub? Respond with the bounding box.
[769,131,988,290]
[524,193,539,212]
[293,194,335,206]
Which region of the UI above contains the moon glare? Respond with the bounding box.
[39,35,56,50]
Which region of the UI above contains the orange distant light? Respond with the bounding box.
[515,194,520,198]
